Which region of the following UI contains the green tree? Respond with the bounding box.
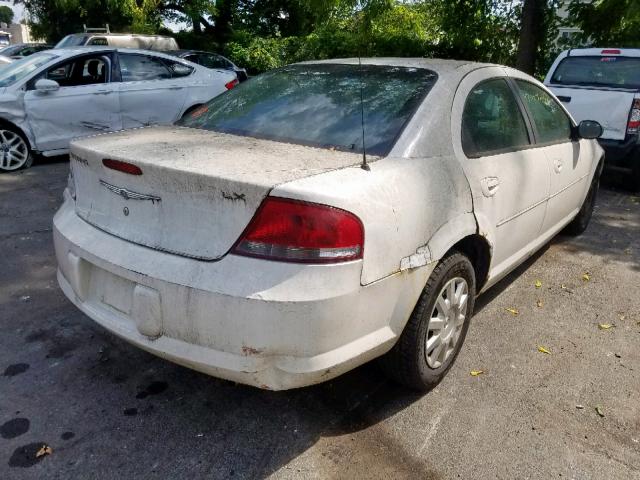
[17,0,162,42]
[567,0,640,47]
[0,5,14,26]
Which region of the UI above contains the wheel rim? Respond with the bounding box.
[425,277,469,369]
[0,129,29,171]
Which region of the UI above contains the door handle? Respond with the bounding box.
[94,89,112,95]
[553,158,563,173]
[481,177,500,197]
[168,86,183,90]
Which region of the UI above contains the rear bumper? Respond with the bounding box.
[53,194,431,390]
[599,134,639,168]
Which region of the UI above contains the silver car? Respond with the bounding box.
[0,46,236,171]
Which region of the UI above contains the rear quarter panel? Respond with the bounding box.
[181,67,234,115]
[272,154,473,285]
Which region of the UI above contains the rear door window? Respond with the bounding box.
[462,78,531,157]
[199,54,231,69]
[119,53,172,81]
[166,60,193,78]
[515,80,572,144]
[550,56,640,90]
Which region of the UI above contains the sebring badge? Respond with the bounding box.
[100,180,161,204]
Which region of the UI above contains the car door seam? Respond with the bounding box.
[496,197,548,227]
[548,172,589,200]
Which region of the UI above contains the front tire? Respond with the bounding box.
[380,251,476,391]
[0,126,32,172]
[564,170,599,236]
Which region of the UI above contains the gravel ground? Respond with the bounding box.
[1,158,639,480]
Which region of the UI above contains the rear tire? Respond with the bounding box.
[564,170,599,236]
[379,251,476,391]
[0,126,32,172]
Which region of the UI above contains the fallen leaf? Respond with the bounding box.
[582,273,590,282]
[576,404,585,409]
[536,299,543,308]
[561,284,567,289]
[618,313,626,321]
[535,280,542,288]
[538,346,551,355]
[470,370,484,377]
[598,323,615,330]
[506,307,519,316]
[35,445,52,458]
[595,406,605,417]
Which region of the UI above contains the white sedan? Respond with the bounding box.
[54,59,604,391]
[0,46,236,171]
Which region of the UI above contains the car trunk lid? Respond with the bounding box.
[70,126,367,260]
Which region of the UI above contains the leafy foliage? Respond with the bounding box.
[21,0,632,77]
[566,0,640,47]
[0,5,14,26]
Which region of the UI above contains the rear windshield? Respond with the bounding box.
[551,56,640,90]
[55,34,88,48]
[177,64,437,155]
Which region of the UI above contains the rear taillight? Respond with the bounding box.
[232,197,364,263]
[601,49,621,55]
[627,99,640,134]
[103,158,142,175]
[225,79,239,90]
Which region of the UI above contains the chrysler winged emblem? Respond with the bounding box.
[100,180,161,204]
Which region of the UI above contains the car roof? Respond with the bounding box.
[63,32,174,38]
[172,49,227,57]
[295,57,495,73]
[43,46,189,60]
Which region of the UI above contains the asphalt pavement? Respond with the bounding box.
[1,158,639,479]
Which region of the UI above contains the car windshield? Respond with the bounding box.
[0,53,56,87]
[551,56,640,90]
[177,63,437,155]
[56,34,88,48]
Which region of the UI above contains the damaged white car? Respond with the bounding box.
[0,46,236,172]
[54,59,604,391]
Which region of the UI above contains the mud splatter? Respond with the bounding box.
[8,443,50,468]
[0,418,30,439]
[3,363,29,377]
[136,381,168,399]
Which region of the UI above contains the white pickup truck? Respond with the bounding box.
[545,48,640,190]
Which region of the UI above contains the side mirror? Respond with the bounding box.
[34,78,59,93]
[577,120,603,140]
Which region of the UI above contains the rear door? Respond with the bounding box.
[545,54,640,140]
[116,52,191,128]
[24,52,121,152]
[513,78,592,233]
[453,68,550,280]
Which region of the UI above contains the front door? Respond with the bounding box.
[452,69,551,282]
[513,79,593,233]
[24,53,121,152]
[117,52,190,128]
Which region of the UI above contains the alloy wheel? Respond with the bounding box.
[425,277,469,369]
[0,129,29,171]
